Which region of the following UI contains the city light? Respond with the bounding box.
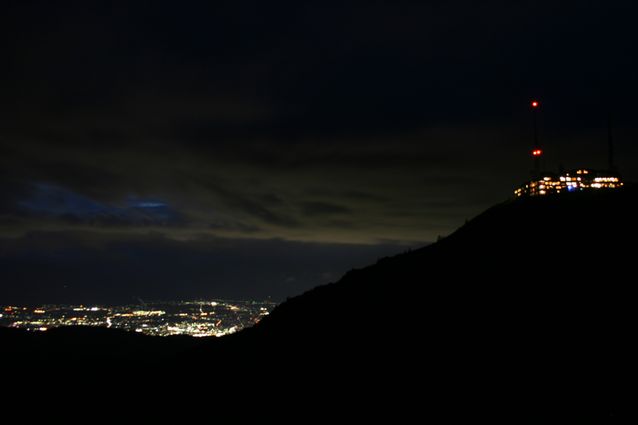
[0,300,277,338]
[514,169,624,197]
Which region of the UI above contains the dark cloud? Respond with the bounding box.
[203,181,301,228]
[0,124,632,244]
[207,220,261,234]
[300,202,352,217]
[342,191,388,203]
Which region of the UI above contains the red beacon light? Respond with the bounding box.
[531,100,540,108]
[532,149,543,156]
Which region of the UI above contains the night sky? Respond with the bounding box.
[2,1,637,304]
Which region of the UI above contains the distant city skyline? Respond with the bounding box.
[1,299,276,337]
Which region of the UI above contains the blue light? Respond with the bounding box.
[135,202,167,208]
[126,196,168,209]
[18,184,179,225]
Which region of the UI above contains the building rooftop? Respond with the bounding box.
[514,169,623,198]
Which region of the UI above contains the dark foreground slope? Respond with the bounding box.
[2,189,636,421]
[190,188,638,421]
[237,187,636,350]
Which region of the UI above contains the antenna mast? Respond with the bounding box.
[531,100,542,176]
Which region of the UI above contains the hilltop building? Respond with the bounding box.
[514,169,623,197]
[514,100,624,197]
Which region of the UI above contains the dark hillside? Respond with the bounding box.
[227,188,636,345]
[191,188,637,421]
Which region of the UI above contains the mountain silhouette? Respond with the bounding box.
[2,188,636,421]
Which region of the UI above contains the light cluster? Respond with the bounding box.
[1,300,276,338]
[514,169,623,197]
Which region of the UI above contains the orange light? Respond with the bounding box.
[531,100,539,108]
[532,149,542,156]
